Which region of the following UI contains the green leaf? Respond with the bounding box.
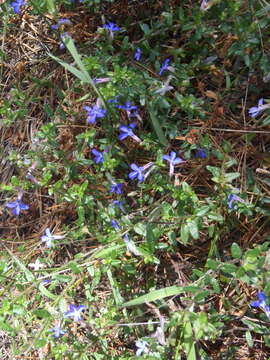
[181,224,190,245]
[38,284,57,300]
[220,263,238,275]
[63,36,91,82]
[92,245,123,259]
[107,269,123,305]
[133,222,147,236]
[245,330,254,348]
[196,206,210,217]
[122,285,183,307]
[33,309,51,319]
[182,321,196,360]
[46,0,55,13]
[148,107,168,146]
[225,172,240,182]
[187,220,199,240]
[231,242,242,259]
[48,53,89,82]
[69,261,82,274]
[206,259,219,270]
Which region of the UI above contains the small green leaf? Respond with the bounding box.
[245,330,254,348]
[33,309,51,319]
[220,263,238,275]
[231,242,242,259]
[187,221,199,240]
[181,224,190,245]
[133,222,147,236]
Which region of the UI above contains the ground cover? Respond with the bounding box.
[1,0,270,359]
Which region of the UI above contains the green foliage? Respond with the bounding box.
[1,0,270,358]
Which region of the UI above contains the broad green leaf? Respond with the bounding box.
[225,172,240,182]
[46,0,55,13]
[148,108,168,146]
[122,285,183,307]
[182,321,196,360]
[245,330,253,348]
[196,206,210,217]
[187,220,199,240]
[92,245,123,259]
[231,242,242,259]
[133,222,147,236]
[220,263,238,274]
[181,224,190,245]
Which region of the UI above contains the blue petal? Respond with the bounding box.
[20,203,29,210]
[6,202,17,208]
[118,133,129,140]
[251,300,261,308]
[162,155,171,162]
[129,171,137,180]
[258,291,267,302]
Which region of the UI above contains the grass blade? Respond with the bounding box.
[122,285,183,307]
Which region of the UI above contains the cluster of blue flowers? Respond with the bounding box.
[10,0,25,14]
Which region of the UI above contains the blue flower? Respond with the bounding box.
[118,101,138,118]
[248,98,264,118]
[111,219,120,229]
[83,105,106,124]
[135,340,149,356]
[163,151,184,177]
[195,148,207,159]
[134,48,142,61]
[129,163,154,183]
[103,22,120,32]
[92,149,104,164]
[118,123,141,142]
[41,228,65,248]
[159,58,170,75]
[64,304,86,321]
[50,326,65,338]
[227,194,245,209]
[103,22,120,38]
[251,291,270,320]
[112,200,125,213]
[128,163,145,183]
[6,197,29,216]
[110,183,124,194]
[10,0,25,14]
